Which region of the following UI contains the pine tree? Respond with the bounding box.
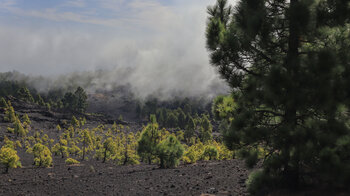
[135,101,143,119]
[0,97,8,108]
[36,94,45,106]
[74,86,88,113]
[80,129,93,160]
[200,115,213,143]
[156,135,184,168]
[207,0,350,190]
[122,132,140,165]
[22,114,31,125]
[62,92,77,110]
[137,120,161,164]
[56,124,62,131]
[14,117,27,137]
[17,87,34,102]
[71,116,80,128]
[4,103,16,123]
[184,116,196,141]
[102,137,117,163]
[52,139,69,158]
[212,95,235,121]
[178,109,187,129]
[166,112,178,128]
[183,103,192,114]
[32,143,53,167]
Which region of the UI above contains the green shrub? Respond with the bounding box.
[182,139,204,164]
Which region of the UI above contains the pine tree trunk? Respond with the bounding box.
[82,141,86,161]
[285,0,300,189]
[124,141,128,165]
[148,156,151,165]
[103,148,107,163]
[60,148,64,158]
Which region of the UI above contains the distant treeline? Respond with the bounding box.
[0,78,87,113]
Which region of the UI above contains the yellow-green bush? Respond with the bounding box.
[182,139,235,164]
[202,145,218,160]
[32,143,53,167]
[182,140,205,164]
[65,158,80,165]
[0,146,21,173]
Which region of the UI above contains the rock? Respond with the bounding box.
[238,179,245,184]
[205,175,213,180]
[207,187,218,194]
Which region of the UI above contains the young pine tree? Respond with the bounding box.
[71,116,80,128]
[0,146,21,173]
[13,117,28,137]
[137,117,161,164]
[80,129,93,160]
[122,132,140,165]
[0,97,8,108]
[17,87,34,103]
[74,87,88,113]
[4,104,16,123]
[102,137,117,163]
[200,115,213,143]
[184,116,196,142]
[32,143,53,167]
[36,93,45,106]
[156,135,184,168]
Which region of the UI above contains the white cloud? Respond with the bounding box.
[63,0,86,8]
[0,0,229,98]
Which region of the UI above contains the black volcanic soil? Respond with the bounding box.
[0,159,249,196]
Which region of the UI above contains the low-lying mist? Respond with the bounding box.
[0,69,229,102]
[0,0,229,101]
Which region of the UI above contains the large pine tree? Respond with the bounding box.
[206,0,350,190]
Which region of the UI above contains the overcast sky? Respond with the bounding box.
[0,0,230,98]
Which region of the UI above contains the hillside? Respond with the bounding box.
[0,95,252,195]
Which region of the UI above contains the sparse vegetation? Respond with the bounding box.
[0,146,21,173]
